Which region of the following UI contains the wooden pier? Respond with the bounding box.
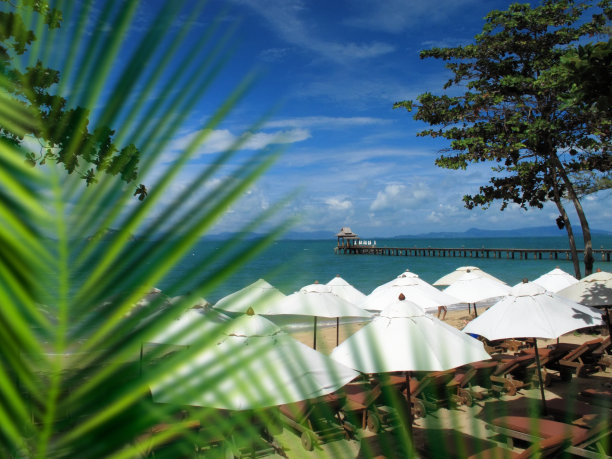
[334,244,612,262]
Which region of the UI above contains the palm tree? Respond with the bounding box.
[0,1,291,457]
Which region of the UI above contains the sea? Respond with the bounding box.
[159,235,612,307]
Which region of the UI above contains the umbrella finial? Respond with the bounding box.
[522,278,529,283]
[314,280,319,284]
[398,293,406,301]
[246,306,255,316]
[466,269,471,273]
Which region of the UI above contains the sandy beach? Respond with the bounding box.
[270,309,612,458]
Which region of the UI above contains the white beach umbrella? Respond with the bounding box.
[361,273,461,314]
[168,295,211,309]
[150,311,359,410]
[331,297,490,374]
[331,294,490,439]
[213,278,286,314]
[532,267,578,293]
[433,266,506,287]
[263,282,372,349]
[370,269,413,295]
[462,282,603,340]
[443,271,511,316]
[326,274,367,305]
[557,270,612,332]
[462,281,604,413]
[557,270,612,307]
[148,308,232,346]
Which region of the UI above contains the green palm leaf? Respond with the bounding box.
[0,1,298,457]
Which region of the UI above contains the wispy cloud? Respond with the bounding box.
[165,127,311,160]
[229,0,395,62]
[266,116,390,129]
[342,0,483,34]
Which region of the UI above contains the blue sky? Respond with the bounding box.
[66,1,612,237]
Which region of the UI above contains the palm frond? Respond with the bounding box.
[0,1,297,457]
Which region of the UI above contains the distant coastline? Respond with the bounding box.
[200,226,612,241]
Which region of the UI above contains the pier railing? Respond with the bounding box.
[334,245,611,262]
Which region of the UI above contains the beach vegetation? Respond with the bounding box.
[394,0,612,278]
[0,1,294,457]
[0,0,144,194]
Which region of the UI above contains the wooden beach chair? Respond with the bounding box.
[406,370,457,418]
[487,415,611,458]
[579,387,612,410]
[548,337,606,378]
[467,432,573,459]
[545,397,612,427]
[339,380,386,434]
[278,392,348,451]
[519,344,571,386]
[489,354,537,396]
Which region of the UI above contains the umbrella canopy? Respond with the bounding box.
[264,283,372,319]
[443,272,511,304]
[462,281,604,415]
[369,269,414,295]
[262,282,372,349]
[213,278,286,314]
[462,282,604,341]
[361,274,460,313]
[168,295,211,309]
[148,308,232,346]
[326,275,367,305]
[557,271,612,307]
[531,268,578,293]
[433,266,506,286]
[150,312,359,410]
[330,297,490,374]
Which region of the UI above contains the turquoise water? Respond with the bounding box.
[160,235,612,303]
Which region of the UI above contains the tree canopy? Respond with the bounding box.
[0,0,143,191]
[394,0,611,276]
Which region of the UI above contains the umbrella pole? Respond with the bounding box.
[313,316,317,350]
[336,317,340,346]
[473,303,478,317]
[405,371,414,447]
[533,339,547,416]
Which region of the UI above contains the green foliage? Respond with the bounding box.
[0,1,291,457]
[0,0,143,192]
[395,0,611,210]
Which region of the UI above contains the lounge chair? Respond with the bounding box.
[278,393,348,451]
[405,370,458,418]
[134,417,202,458]
[545,397,612,426]
[519,344,571,385]
[339,380,385,434]
[489,354,537,396]
[548,337,607,377]
[579,387,612,410]
[467,432,573,459]
[487,415,611,458]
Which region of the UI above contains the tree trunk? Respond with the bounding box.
[552,155,594,276]
[551,169,581,279]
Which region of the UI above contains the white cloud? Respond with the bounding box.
[229,0,395,63]
[325,197,353,211]
[370,183,430,211]
[370,184,405,211]
[266,116,389,129]
[343,0,482,34]
[164,127,311,161]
